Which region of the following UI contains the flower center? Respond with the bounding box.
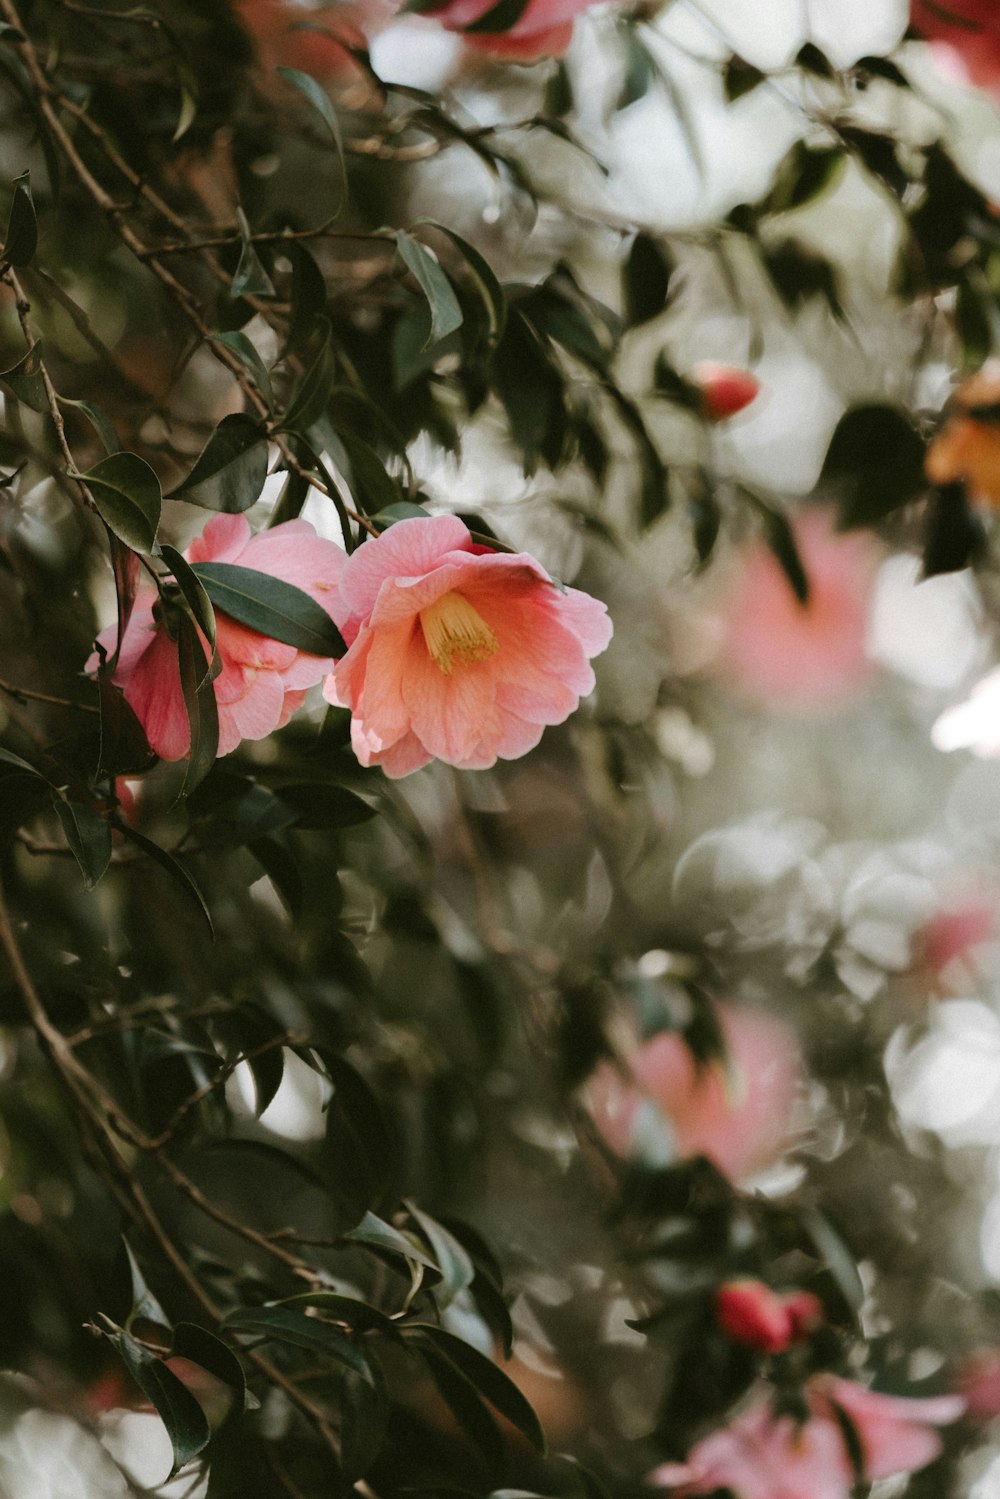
[420,591,499,676]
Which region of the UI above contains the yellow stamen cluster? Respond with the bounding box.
[420,590,499,675]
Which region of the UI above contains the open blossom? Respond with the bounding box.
[585,1004,803,1184]
[323,515,611,778]
[693,362,760,422]
[649,1378,964,1498]
[911,0,1000,98]
[711,508,877,710]
[925,361,1000,507]
[90,514,345,761]
[715,1281,821,1354]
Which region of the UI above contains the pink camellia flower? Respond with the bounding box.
[711,508,877,710]
[693,362,760,422]
[90,514,346,761]
[414,0,603,60]
[649,1378,964,1498]
[585,1004,803,1184]
[323,515,611,778]
[911,0,1000,99]
[715,1281,821,1354]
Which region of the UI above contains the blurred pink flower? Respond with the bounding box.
[712,508,877,710]
[585,1004,803,1183]
[920,891,995,986]
[911,1,1000,98]
[715,1281,821,1354]
[415,0,603,59]
[91,514,346,761]
[957,1347,1000,1420]
[693,362,760,422]
[236,0,397,81]
[650,1378,963,1497]
[323,515,611,777]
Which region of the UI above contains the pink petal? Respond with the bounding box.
[185,513,253,564]
[339,515,474,620]
[122,628,190,761]
[400,643,499,765]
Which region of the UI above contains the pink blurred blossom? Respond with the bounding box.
[711,508,877,710]
[911,1,1000,99]
[90,514,346,762]
[957,1347,1000,1420]
[323,515,611,777]
[413,0,602,59]
[650,1378,963,1497]
[236,0,395,80]
[585,1004,803,1183]
[715,1281,821,1354]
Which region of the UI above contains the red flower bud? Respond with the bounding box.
[715,1280,795,1353]
[693,362,760,421]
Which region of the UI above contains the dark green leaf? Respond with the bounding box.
[278,1291,398,1336]
[231,209,275,299]
[248,835,304,918]
[372,501,433,526]
[72,452,162,553]
[189,561,346,656]
[413,1340,507,1471]
[116,825,214,937]
[177,613,220,798]
[159,545,217,664]
[3,170,35,267]
[624,234,673,327]
[167,413,268,514]
[423,222,506,344]
[333,430,402,514]
[110,1330,210,1473]
[60,396,120,455]
[209,331,275,411]
[406,1202,475,1307]
[171,1323,254,1415]
[53,797,112,890]
[396,231,464,348]
[284,243,330,358]
[0,341,47,412]
[765,142,844,214]
[404,1325,546,1453]
[923,481,985,576]
[821,404,927,527]
[276,781,377,829]
[277,66,346,218]
[740,493,809,604]
[723,55,765,101]
[279,320,335,434]
[97,673,153,777]
[223,1305,373,1377]
[122,1239,171,1334]
[461,0,532,33]
[340,1362,388,1482]
[345,1211,441,1272]
[0,745,45,777]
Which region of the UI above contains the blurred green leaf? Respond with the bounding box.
[2,170,35,268]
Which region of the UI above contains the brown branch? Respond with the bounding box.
[0,673,99,713]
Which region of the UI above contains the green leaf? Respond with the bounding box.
[345,1211,441,1272]
[275,782,377,829]
[278,1291,398,1337]
[189,561,346,657]
[171,1323,254,1416]
[410,1340,507,1471]
[923,482,984,577]
[279,320,335,434]
[177,613,220,799]
[0,745,46,777]
[231,209,275,300]
[122,1238,171,1334]
[159,545,217,666]
[739,491,809,604]
[372,501,433,526]
[332,431,402,515]
[462,0,532,34]
[109,1329,210,1474]
[422,222,506,344]
[624,234,674,327]
[821,404,927,528]
[60,396,120,455]
[248,835,303,919]
[208,331,275,412]
[0,340,47,412]
[404,1325,546,1452]
[53,797,112,890]
[277,66,346,219]
[97,673,153,777]
[167,414,269,514]
[406,1203,475,1308]
[396,231,464,349]
[723,54,765,101]
[2,170,35,267]
[223,1305,373,1377]
[72,452,162,553]
[116,825,214,937]
[340,1363,389,1482]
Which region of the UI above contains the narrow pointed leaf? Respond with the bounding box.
[404,1324,546,1452]
[0,341,47,411]
[396,231,463,348]
[3,170,35,267]
[209,331,275,411]
[116,824,214,937]
[189,561,345,656]
[53,797,112,890]
[277,66,346,217]
[109,1329,210,1474]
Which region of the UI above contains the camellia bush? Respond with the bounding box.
[9,0,1000,1495]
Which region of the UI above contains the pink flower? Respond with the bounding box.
[323,515,611,778]
[911,1,1000,98]
[715,1281,821,1354]
[585,1004,803,1183]
[90,514,346,761]
[236,0,380,79]
[693,362,760,422]
[957,1347,1000,1420]
[711,508,877,710]
[415,0,603,60]
[650,1378,964,1498]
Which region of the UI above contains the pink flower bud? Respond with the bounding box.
[715,1280,796,1353]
